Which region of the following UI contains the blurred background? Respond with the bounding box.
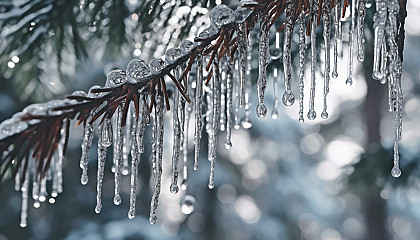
[1,0,420,239]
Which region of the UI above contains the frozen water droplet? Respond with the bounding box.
[210,4,234,29]
[106,69,126,87]
[225,140,232,149]
[128,210,135,219]
[332,70,338,78]
[256,104,267,118]
[165,48,182,64]
[307,110,317,120]
[346,79,353,86]
[150,58,165,74]
[208,182,215,189]
[81,171,88,185]
[180,195,196,215]
[126,59,151,83]
[234,7,253,23]
[271,110,279,119]
[88,85,102,98]
[181,179,188,190]
[391,166,401,178]
[179,40,195,55]
[95,204,102,214]
[299,117,304,123]
[366,0,372,8]
[170,184,179,194]
[372,71,384,81]
[321,111,329,119]
[282,91,295,106]
[113,194,121,205]
[196,26,218,41]
[242,121,252,129]
[269,48,282,60]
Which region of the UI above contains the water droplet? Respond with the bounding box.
[332,70,338,78]
[242,121,252,129]
[106,69,126,87]
[95,204,102,214]
[170,183,179,194]
[165,48,181,64]
[299,116,304,123]
[150,58,165,74]
[126,59,151,83]
[271,109,279,119]
[180,195,196,215]
[365,0,372,8]
[81,172,88,185]
[210,4,234,29]
[256,104,267,118]
[372,71,383,81]
[307,110,317,120]
[113,194,121,205]
[346,79,353,86]
[282,91,295,106]
[391,167,401,178]
[128,210,135,219]
[321,111,329,119]
[179,40,195,55]
[225,140,232,149]
[208,182,215,189]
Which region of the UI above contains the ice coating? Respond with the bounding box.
[106,69,127,87]
[210,4,234,29]
[150,58,165,75]
[126,58,151,83]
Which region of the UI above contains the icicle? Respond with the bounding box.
[20,171,29,228]
[95,123,107,214]
[122,104,132,176]
[182,100,192,190]
[149,92,164,224]
[32,169,40,208]
[356,0,366,62]
[220,58,227,132]
[332,0,341,78]
[237,22,248,107]
[225,59,233,149]
[372,0,387,81]
[308,0,319,120]
[101,118,113,147]
[270,31,281,119]
[138,94,148,153]
[209,53,221,190]
[80,121,94,185]
[205,81,213,159]
[194,54,203,171]
[380,42,388,85]
[322,0,331,119]
[56,119,67,194]
[242,41,252,128]
[256,18,269,118]
[39,176,47,202]
[346,0,356,86]
[170,71,181,194]
[282,0,296,107]
[113,104,124,206]
[298,12,306,123]
[234,58,241,129]
[14,168,21,191]
[128,111,140,219]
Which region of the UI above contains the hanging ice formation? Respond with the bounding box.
[0,1,407,227]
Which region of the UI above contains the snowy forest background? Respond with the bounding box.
[1,0,420,239]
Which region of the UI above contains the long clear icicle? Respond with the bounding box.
[150,92,164,224]
[282,0,296,107]
[170,67,181,194]
[298,11,306,123]
[271,31,281,119]
[113,105,124,205]
[357,0,366,62]
[237,22,248,107]
[346,0,356,86]
[128,111,140,219]
[56,119,67,194]
[194,54,204,171]
[234,59,241,129]
[332,0,341,78]
[122,104,132,176]
[209,54,221,189]
[387,0,402,177]
[225,59,233,149]
[220,58,227,132]
[322,0,331,119]
[182,99,192,190]
[20,171,29,228]
[256,18,269,118]
[242,44,252,128]
[80,119,94,185]
[372,0,387,81]
[95,123,107,214]
[308,0,319,120]
[138,95,148,153]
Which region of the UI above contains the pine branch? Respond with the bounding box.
[0,0,408,226]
